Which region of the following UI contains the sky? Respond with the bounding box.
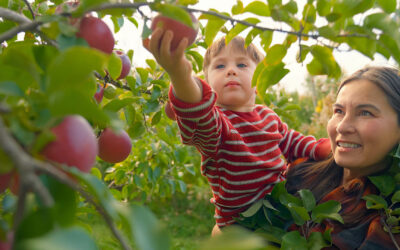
[111,0,395,94]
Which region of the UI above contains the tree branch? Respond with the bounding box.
[34,162,132,250]
[0,21,42,43]
[0,7,31,23]
[0,116,54,228]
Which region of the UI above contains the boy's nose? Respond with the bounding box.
[227,68,237,76]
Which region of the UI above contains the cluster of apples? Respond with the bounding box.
[0,116,132,195]
[56,1,132,84]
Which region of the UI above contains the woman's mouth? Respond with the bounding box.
[225,81,240,87]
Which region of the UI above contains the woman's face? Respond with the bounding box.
[327,79,400,177]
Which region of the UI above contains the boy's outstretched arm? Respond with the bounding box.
[143,27,202,103]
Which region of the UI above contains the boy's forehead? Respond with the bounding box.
[211,44,249,61]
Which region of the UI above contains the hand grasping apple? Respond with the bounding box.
[143,13,202,104]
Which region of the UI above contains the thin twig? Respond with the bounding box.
[381,215,400,250]
[22,0,35,20]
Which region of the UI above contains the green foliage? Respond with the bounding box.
[2,0,400,248]
[237,182,342,249]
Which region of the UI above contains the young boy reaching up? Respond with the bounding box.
[144,28,330,233]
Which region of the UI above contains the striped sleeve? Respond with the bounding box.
[168,78,224,157]
[277,118,325,161]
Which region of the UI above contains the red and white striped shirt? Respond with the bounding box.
[169,79,327,227]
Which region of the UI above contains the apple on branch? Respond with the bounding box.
[114,50,131,80]
[150,12,199,51]
[98,128,132,163]
[41,115,98,173]
[76,16,115,54]
[94,83,104,104]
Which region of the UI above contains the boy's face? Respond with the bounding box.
[206,43,257,112]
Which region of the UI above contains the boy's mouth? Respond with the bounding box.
[225,81,240,87]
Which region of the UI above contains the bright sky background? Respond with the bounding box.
[111,0,396,94]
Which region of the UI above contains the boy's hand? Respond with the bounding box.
[143,28,201,103]
[143,28,191,85]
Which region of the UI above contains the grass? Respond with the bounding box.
[80,186,215,250]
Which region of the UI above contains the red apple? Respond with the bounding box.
[41,115,98,173]
[114,50,131,80]
[151,13,198,51]
[98,128,132,163]
[0,171,13,193]
[164,101,176,121]
[76,16,115,54]
[94,83,104,103]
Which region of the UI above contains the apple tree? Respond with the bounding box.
[1,0,400,249]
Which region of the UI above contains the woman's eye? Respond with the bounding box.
[333,108,343,115]
[237,63,246,68]
[360,110,372,116]
[216,64,225,69]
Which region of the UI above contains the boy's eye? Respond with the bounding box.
[237,63,246,68]
[216,64,225,69]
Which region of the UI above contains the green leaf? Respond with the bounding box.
[130,205,170,250]
[111,16,124,34]
[15,227,98,250]
[333,0,374,17]
[231,0,244,15]
[242,199,263,217]
[298,189,316,211]
[254,62,289,95]
[107,52,122,80]
[226,18,260,45]
[127,17,139,28]
[363,194,388,210]
[283,1,297,14]
[265,44,287,65]
[303,3,316,23]
[368,174,396,196]
[136,67,149,83]
[151,111,162,126]
[260,30,274,51]
[49,90,110,127]
[202,13,227,46]
[103,97,137,112]
[311,200,343,224]
[364,13,399,36]
[307,45,341,78]
[377,0,396,13]
[308,231,330,250]
[46,176,77,227]
[316,0,331,16]
[46,47,107,93]
[288,204,310,225]
[0,81,24,97]
[281,231,308,250]
[378,34,400,65]
[16,208,54,239]
[393,191,400,204]
[32,45,59,73]
[263,199,278,211]
[243,1,270,16]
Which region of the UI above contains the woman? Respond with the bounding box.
[286,66,400,249]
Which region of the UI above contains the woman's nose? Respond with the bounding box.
[336,115,356,134]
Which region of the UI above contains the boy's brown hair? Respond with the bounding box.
[203,36,264,82]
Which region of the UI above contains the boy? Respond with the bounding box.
[144,28,330,233]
